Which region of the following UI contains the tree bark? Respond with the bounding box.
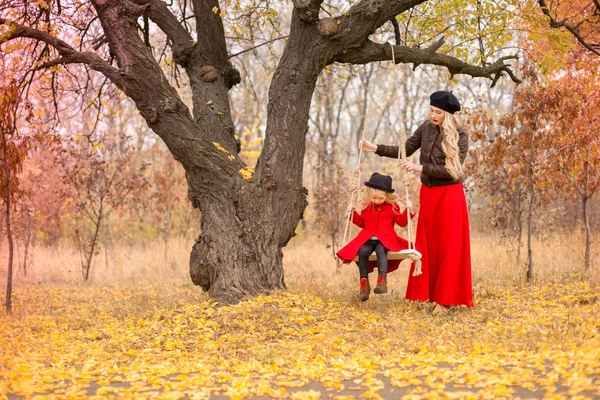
[22,212,32,277]
[516,185,523,263]
[189,10,318,303]
[526,129,535,282]
[3,138,14,314]
[582,144,591,271]
[84,206,102,282]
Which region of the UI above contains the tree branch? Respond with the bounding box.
[329,0,428,48]
[190,0,229,66]
[228,36,289,59]
[130,0,196,66]
[0,17,122,85]
[292,0,325,23]
[334,39,521,86]
[538,0,600,56]
[560,167,585,198]
[390,17,401,45]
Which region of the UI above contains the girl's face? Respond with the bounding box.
[430,106,446,126]
[371,190,386,205]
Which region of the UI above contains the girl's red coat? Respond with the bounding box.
[337,202,414,273]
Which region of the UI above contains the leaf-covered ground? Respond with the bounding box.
[1,281,599,399]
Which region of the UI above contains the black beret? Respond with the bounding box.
[430,91,461,114]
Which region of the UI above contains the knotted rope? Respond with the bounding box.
[391,43,422,277]
[341,63,382,247]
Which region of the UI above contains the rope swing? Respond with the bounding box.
[390,43,422,276]
[342,44,422,277]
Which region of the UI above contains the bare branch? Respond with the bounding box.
[0,17,122,85]
[228,36,289,59]
[130,0,196,65]
[560,167,586,198]
[334,39,521,85]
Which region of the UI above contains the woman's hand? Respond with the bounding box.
[401,160,423,173]
[405,199,413,210]
[359,139,377,152]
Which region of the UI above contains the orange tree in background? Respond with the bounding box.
[58,133,148,282]
[536,0,600,56]
[0,80,32,313]
[141,142,196,260]
[468,110,528,261]
[547,60,600,271]
[486,68,577,281]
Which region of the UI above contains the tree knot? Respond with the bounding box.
[317,18,339,38]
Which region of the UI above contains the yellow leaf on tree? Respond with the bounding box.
[239,166,254,180]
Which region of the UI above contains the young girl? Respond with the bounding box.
[360,91,473,312]
[337,172,415,301]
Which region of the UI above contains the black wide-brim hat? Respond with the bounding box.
[430,91,461,114]
[364,172,395,193]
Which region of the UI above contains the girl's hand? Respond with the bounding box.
[347,204,354,213]
[401,160,423,173]
[359,139,377,152]
[397,199,413,211]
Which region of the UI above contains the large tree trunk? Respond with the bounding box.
[189,12,318,303]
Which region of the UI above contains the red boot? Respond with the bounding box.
[374,275,387,294]
[360,278,370,301]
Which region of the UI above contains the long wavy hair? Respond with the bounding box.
[360,187,401,213]
[439,111,464,181]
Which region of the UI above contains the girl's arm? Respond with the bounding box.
[347,209,365,228]
[393,208,416,227]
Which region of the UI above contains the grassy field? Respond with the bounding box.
[1,233,599,399]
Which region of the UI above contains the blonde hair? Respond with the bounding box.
[360,187,402,213]
[439,111,464,181]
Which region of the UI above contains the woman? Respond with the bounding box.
[360,91,473,312]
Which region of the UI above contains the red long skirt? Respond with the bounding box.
[406,183,473,307]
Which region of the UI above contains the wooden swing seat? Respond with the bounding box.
[353,248,422,262]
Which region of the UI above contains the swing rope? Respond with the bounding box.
[390,43,422,276]
[341,62,383,247]
[340,45,422,277]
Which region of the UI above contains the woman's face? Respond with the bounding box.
[430,106,446,125]
[371,190,386,205]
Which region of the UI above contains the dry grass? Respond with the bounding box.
[285,231,599,300]
[2,231,597,297]
[1,232,599,399]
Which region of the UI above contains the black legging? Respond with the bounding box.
[357,239,388,279]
